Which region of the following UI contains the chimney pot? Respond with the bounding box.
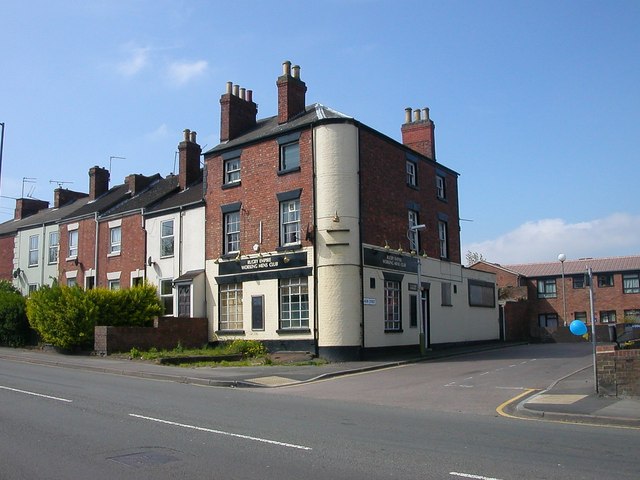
[183,128,191,142]
[189,130,197,143]
[226,81,233,94]
[246,89,253,102]
[413,109,421,122]
[422,107,430,121]
[282,60,291,76]
[232,84,240,96]
[240,87,246,100]
[404,107,412,124]
[292,65,300,79]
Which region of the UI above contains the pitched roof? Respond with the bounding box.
[103,175,178,217]
[501,255,640,277]
[0,196,91,236]
[144,177,204,215]
[205,103,352,155]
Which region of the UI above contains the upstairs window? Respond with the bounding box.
[572,275,584,289]
[277,132,302,173]
[48,231,59,264]
[598,273,614,288]
[224,210,240,254]
[28,235,39,267]
[436,174,446,200]
[160,220,174,257]
[406,160,417,187]
[224,156,241,185]
[623,273,640,294]
[438,220,448,259]
[68,230,78,258]
[109,226,121,254]
[280,198,300,246]
[537,278,557,298]
[408,210,420,252]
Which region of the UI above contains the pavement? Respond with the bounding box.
[1,343,638,428]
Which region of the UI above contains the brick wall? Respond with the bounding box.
[94,317,209,354]
[99,214,145,287]
[359,129,461,263]
[0,235,14,281]
[205,129,314,259]
[59,217,97,286]
[597,344,640,398]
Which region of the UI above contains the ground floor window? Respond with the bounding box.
[108,279,121,291]
[600,310,616,324]
[66,277,77,287]
[160,279,173,316]
[220,283,243,330]
[574,311,587,323]
[624,309,640,322]
[538,313,558,328]
[384,279,401,331]
[280,277,309,329]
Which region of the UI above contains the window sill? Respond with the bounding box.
[437,196,448,203]
[276,328,311,335]
[107,252,121,258]
[216,330,245,336]
[66,256,78,262]
[277,166,301,176]
[276,244,302,252]
[384,329,404,334]
[222,181,241,190]
[407,183,419,191]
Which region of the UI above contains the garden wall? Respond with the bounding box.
[94,317,208,355]
[597,344,640,398]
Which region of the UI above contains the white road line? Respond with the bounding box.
[479,372,490,376]
[450,471,504,480]
[496,386,528,390]
[129,414,312,451]
[0,385,72,403]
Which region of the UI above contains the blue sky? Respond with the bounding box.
[1,0,638,265]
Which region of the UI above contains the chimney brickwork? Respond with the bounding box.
[401,107,436,160]
[54,188,87,208]
[89,166,110,200]
[126,174,155,195]
[277,61,307,124]
[14,198,49,220]
[178,129,202,190]
[220,82,257,142]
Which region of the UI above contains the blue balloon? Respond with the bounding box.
[569,320,587,336]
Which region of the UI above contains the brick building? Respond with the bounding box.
[471,256,640,341]
[204,61,498,360]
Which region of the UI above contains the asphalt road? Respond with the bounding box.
[1,344,638,480]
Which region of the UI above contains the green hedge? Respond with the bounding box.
[0,280,30,347]
[26,283,163,350]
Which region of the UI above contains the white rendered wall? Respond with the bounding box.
[314,123,363,349]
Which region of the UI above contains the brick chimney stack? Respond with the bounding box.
[178,129,202,190]
[89,166,110,200]
[277,61,307,124]
[126,174,155,195]
[54,188,87,208]
[14,198,49,220]
[401,107,436,160]
[220,81,257,142]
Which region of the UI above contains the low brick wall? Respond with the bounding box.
[94,317,208,355]
[597,344,640,398]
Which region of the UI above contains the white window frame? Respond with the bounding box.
[28,235,39,267]
[219,283,243,331]
[436,175,446,199]
[384,279,401,331]
[224,210,240,254]
[280,277,309,329]
[160,219,174,257]
[108,279,121,291]
[623,273,640,294]
[160,279,174,316]
[68,229,78,259]
[48,231,59,264]
[537,278,557,299]
[224,156,241,184]
[280,198,301,246]
[406,160,417,187]
[109,226,121,255]
[408,210,419,252]
[438,220,448,259]
[280,141,300,172]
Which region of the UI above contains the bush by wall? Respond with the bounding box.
[0,280,30,347]
[26,283,162,350]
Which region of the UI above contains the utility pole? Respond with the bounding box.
[0,122,5,197]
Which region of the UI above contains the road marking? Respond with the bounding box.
[495,388,538,420]
[496,386,528,390]
[450,472,504,480]
[129,414,313,451]
[527,394,587,404]
[479,372,490,376]
[0,385,72,403]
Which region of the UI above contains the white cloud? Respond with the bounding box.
[145,124,169,141]
[167,60,208,86]
[117,43,151,76]
[464,213,640,264]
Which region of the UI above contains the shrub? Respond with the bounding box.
[227,339,268,357]
[0,280,30,346]
[26,283,163,350]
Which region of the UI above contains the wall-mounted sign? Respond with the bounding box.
[363,247,418,273]
[363,298,376,305]
[218,251,307,276]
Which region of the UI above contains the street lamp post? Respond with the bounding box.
[558,253,567,326]
[0,122,5,196]
[408,224,427,355]
[587,267,598,393]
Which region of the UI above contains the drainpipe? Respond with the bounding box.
[311,124,319,357]
[94,212,99,287]
[141,208,147,282]
[40,223,46,288]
